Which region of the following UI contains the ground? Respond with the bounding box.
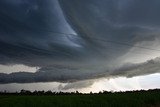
[0,90,160,107]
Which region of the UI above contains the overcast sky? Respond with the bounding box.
[0,0,160,92]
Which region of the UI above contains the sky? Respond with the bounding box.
[0,0,160,93]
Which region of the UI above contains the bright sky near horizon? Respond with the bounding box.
[0,73,160,93]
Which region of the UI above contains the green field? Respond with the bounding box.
[0,90,160,107]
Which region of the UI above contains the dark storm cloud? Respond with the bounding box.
[0,57,160,84]
[0,0,160,83]
[0,0,91,66]
[59,0,160,61]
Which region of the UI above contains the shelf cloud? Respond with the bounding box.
[0,57,160,83]
[0,0,160,83]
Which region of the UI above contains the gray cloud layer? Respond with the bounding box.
[0,0,160,83]
[0,57,160,83]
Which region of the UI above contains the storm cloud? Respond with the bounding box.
[0,0,160,83]
[0,57,160,83]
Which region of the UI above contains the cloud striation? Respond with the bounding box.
[0,0,160,83]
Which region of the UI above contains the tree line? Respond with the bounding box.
[0,89,160,95]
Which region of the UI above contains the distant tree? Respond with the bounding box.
[90,91,93,94]
[20,89,31,94]
[45,90,52,95]
[76,91,79,94]
[37,90,45,94]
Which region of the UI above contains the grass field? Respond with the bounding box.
[0,90,160,107]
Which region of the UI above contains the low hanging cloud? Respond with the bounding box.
[58,80,94,90]
[0,57,160,84]
[0,0,160,83]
